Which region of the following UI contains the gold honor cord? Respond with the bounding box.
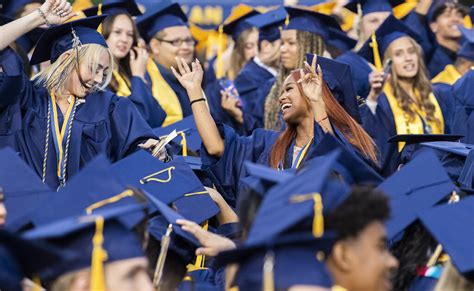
[85,189,135,215]
[90,216,108,291]
[140,166,175,184]
[262,251,275,291]
[154,224,173,290]
[290,193,324,238]
[426,191,460,267]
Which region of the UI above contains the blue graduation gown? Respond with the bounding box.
[336,51,372,99]
[234,58,275,135]
[200,123,362,206]
[249,77,276,130]
[110,75,167,128]
[0,48,156,189]
[451,70,474,144]
[360,92,449,177]
[427,45,457,78]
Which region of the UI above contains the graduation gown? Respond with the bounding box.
[336,51,372,99]
[427,44,457,78]
[361,92,449,177]
[110,74,167,128]
[234,58,276,135]
[0,48,156,189]
[451,70,474,144]
[201,123,361,206]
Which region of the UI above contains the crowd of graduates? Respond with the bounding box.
[1,0,474,290]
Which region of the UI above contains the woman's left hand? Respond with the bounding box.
[176,219,236,257]
[297,54,323,104]
[138,138,167,161]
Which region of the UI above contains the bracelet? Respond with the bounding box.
[190,98,206,106]
[317,116,328,123]
[37,8,50,27]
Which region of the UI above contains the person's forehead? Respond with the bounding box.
[163,25,191,36]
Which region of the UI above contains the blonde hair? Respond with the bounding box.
[384,37,441,128]
[228,27,258,80]
[434,261,474,291]
[35,44,114,95]
[264,30,326,130]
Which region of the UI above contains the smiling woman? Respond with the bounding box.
[0,0,159,189]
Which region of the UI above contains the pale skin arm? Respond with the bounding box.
[0,0,75,51]
[205,187,238,225]
[171,57,225,157]
[176,219,236,257]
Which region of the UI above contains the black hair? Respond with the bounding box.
[326,185,391,240]
[390,221,437,291]
[236,187,263,241]
[430,1,467,23]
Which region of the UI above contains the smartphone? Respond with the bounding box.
[382,59,392,82]
[218,78,243,107]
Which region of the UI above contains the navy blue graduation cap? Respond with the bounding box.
[219,233,334,290]
[327,25,357,53]
[24,204,146,282]
[222,4,260,41]
[29,155,145,230]
[378,150,457,240]
[458,26,474,61]
[310,133,383,185]
[419,196,474,281]
[240,161,294,197]
[112,150,205,205]
[171,156,219,223]
[284,6,340,42]
[30,15,108,65]
[306,54,362,123]
[153,115,202,154]
[244,7,286,43]
[83,0,142,17]
[358,15,422,66]
[421,141,474,156]
[136,2,187,43]
[345,0,402,15]
[246,149,350,246]
[0,229,66,291]
[0,147,51,231]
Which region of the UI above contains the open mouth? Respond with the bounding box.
[403,63,415,70]
[281,103,293,112]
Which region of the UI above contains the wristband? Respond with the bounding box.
[190,98,206,106]
[37,8,51,27]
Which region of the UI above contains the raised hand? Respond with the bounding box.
[297,54,323,103]
[130,47,149,80]
[221,90,243,124]
[171,57,203,94]
[39,0,76,26]
[367,71,387,102]
[176,219,236,257]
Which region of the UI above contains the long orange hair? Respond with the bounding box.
[269,70,378,168]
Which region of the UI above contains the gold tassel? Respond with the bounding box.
[86,189,135,215]
[285,14,290,26]
[153,224,173,290]
[179,131,188,157]
[262,251,275,291]
[97,4,103,34]
[370,33,383,71]
[216,25,224,79]
[290,193,324,238]
[90,216,108,291]
[32,274,41,291]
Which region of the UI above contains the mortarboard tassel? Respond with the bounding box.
[262,251,275,291]
[97,4,103,34]
[86,189,135,215]
[32,275,41,291]
[290,193,324,238]
[90,216,108,291]
[370,33,383,71]
[153,224,173,290]
[216,25,224,79]
[179,131,188,157]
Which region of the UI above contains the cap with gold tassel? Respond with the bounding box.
[290,193,324,238]
[153,223,173,290]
